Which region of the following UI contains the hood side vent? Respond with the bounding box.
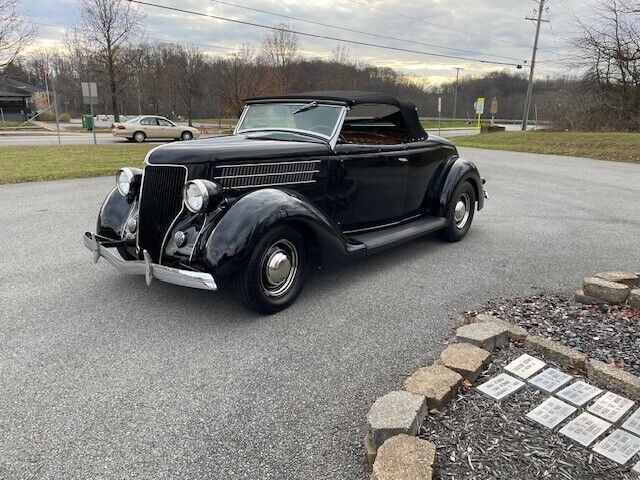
[215,160,320,190]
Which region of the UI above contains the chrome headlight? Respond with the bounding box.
[116,168,135,196]
[183,179,224,213]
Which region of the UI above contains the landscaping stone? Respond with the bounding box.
[364,433,377,470]
[583,277,630,304]
[367,391,428,451]
[475,313,528,341]
[574,288,600,305]
[630,289,640,309]
[371,434,435,480]
[594,271,639,288]
[587,359,640,402]
[438,343,490,382]
[524,334,588,372]
[403,365,463,410]
[456,322,508,351]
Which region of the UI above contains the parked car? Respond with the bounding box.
[85,91,486,313]
[112,115,200,142]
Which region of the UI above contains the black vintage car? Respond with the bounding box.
[85,91,486,313]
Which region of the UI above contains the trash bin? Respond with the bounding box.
[82,114,94,131]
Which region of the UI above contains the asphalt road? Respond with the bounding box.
[2,148,639,479]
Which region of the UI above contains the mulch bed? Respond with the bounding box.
[469,294,640,376]
[419,347,634,479]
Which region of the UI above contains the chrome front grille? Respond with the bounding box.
[138,165,187,263]
[215,161,319,189]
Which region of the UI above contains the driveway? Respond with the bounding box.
[1,148,639,479]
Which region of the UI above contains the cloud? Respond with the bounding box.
[22,0,587,83]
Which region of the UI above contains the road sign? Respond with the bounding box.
[82,82,99,105]
[490,97,498,115]
[475,97,485,115]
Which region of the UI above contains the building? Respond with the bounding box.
[0,78,45,121]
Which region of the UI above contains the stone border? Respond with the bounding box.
[364,313,640,479]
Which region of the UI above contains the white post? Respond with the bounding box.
[90,101,97,145]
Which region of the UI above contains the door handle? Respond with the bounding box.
[398,158,408,163]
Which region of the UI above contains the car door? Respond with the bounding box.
[331,144,407,231]
[139,117,160,138]
[157,118,179,139]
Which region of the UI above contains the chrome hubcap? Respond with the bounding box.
[454,193,471,229]
[261,239,298,297]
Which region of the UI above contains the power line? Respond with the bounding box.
[125,0,524,67]
[208,0,524,62]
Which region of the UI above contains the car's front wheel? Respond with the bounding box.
[230,225,308,314]
[438,180,476,242]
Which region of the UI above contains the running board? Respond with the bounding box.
[348,216,447,253]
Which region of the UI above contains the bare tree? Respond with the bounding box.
[260,23,300,94]
[217,45,266,117]
[75,0,144,121]
[176,45,206,126]
[0,0,36,72]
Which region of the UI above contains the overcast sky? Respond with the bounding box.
[23,0,591,84]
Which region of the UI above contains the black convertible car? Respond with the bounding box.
[85,91,486,313]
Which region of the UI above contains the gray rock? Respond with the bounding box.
[438,343,491,382]
[371,434,435,480]
[587,359,640,402]
[366,391,428,451]
[404,364,463,410]
[524,335,588,372]
[594,271,639,288]
[583,276,630,304]
[574,288,600,305]
[475,314,528,341]
[456,322,509,351]
[629,289,640,309]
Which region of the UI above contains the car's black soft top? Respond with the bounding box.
[245,90,427,141]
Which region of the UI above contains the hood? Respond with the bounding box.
[146,134,331,165]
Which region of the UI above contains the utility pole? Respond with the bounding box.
[452,67,463,118]
[522,0,548,131]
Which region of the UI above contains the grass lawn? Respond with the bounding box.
[421,119,478,129]
[65,126,113,133]
[0,144,155,184]
[454,130,640,164]
[0,120,36,128]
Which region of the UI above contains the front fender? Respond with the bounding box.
[97,187,137,239]
[435,157,484,217]
[203,189,361,277]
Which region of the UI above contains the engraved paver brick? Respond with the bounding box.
[587,359,640,402]
[526,396,576,429]
[592,429,640,465]
[504,353,546,379]
[587,391,635,423]
[477,373,525,400]
[366,391,428,451]
[528,368,573,393]
[583,276,630,304]
[371,434,435,480]
[438,343,490,382]
[632,459,640,478]
[559,412,611,446]
[556,380,603,407]
[622,408,640,436]
[403,365,463,410]
[456,322,508,351]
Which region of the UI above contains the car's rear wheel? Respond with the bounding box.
[133,131,146,143]
[438,180,476,242]
[229,225,308,314]
[180,131,193,141]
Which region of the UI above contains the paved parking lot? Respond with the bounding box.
[1,148,639,479]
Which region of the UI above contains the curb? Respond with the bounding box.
[364,313,640,479]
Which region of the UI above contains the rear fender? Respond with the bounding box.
[434,157,484,217]
[203,189,363,277]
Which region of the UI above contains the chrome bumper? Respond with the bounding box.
[83,232,217,291]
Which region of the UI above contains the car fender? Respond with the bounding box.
[97,187,137,239]
[202,188,364,276]
[434,157,484,218]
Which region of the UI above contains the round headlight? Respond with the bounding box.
[183,179,224,213]
[116,168,134,196]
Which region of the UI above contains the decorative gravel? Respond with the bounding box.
[469,295,640,376]
[419,347,635,479]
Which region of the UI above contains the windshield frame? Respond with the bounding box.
[235,102,348,148]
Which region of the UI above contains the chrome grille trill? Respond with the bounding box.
[215,161,319,189]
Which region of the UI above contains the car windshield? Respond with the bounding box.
[236,103,344,139]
